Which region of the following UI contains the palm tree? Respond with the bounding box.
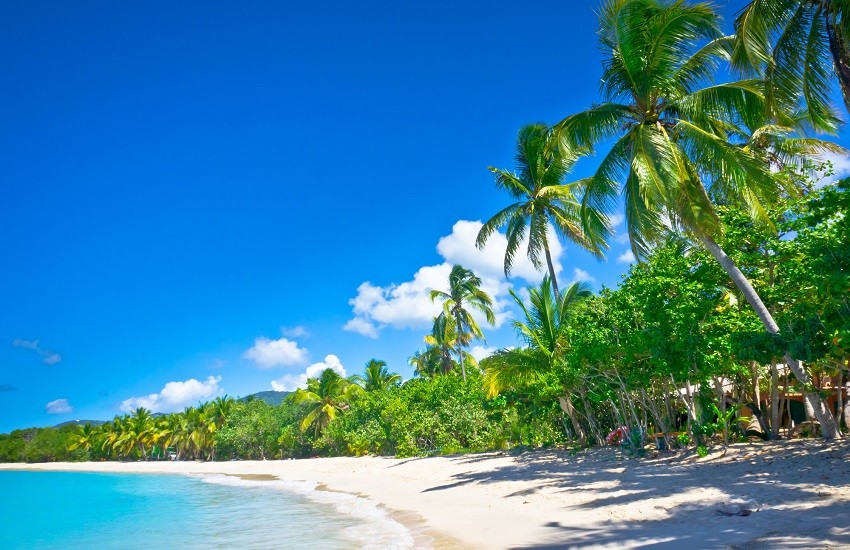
[292,368,363,435]
[100,417,125,459]
[208,396,235,429]
[430,265,496,381]
[353,359,401,391]
[476,123,609,298]
[423,313,459,375]
[483,276,592,442]
[555,0,839,438]
[68,422,98,456]
[733,0,848,130]
[117,408,154,460]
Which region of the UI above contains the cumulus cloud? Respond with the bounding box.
[435,220,561,282]
[468,345,496,361]
[270,355,346,392]
[243,336,308,369]
[12,338,62,365]
[342,316,379,339]
[120,376,223,413]
[45,398,73,414]
[617,250,637,264]
[572,268,595,283]
[344,220,561,337]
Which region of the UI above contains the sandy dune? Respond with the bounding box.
[3,439,849,549]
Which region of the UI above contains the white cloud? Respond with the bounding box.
[344,220,562,337]
[243,336,308,369]
[45,398,73,414]
[435,220,561,283]
[469,345,496,361]
[12,338,62,365]
[572,268,595,283]
[343,317,379,339]
[120,376,223,413]
[271,354,347,392]
[609,213,625,227]
[617,250,637,264]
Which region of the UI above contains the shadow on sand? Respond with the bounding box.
[422,440,850,549]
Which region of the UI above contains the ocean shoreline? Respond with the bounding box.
[3,439,849,549]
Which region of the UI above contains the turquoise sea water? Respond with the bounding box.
[0,471,415,549]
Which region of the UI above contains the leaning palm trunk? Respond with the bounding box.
[699,233,839,439]
[544,245,560,299]
[559,394,587,444]
[770,359,780,440]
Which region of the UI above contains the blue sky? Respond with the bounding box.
[2,1,848,431]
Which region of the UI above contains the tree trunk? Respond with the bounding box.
[844,380,850,433]
[698,233,840,439]
[770,360,780,440]
[751,362,761,407]
[455,311,466,382]
[804,392,817,422]
[826,14,850,116]
[544,243,560,299]
[714,378,729,446]
[836,365,844,434]
[579,386,604,445]
[559,394,587,445]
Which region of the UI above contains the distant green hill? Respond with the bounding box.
[53,420,106,429]
[239,390,291,406]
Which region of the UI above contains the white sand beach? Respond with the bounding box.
[3,439,849,549]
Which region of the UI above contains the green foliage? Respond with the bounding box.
[0,427,83,463]
[316,373,517,458]
[215,400,295,460]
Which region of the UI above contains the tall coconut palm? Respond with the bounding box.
[483,277,592,442]
[429,265,496,381]
[476,124,609,298]
[292,368,363,435]
[555,0,839,437]
[207,396,235,430]
[733,0,848,130]
[353,359,402,391]
[117,408,154,460]
[68,422,98,456]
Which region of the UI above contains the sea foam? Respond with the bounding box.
[196,473,417,549]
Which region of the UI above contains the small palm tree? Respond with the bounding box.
[430,265,496,381]
[353,359,401,391]
[483,276,592,442]
[483,276,591,395]
[476,123,609,297]
[292,368,363,435]
[422,313,459,375]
